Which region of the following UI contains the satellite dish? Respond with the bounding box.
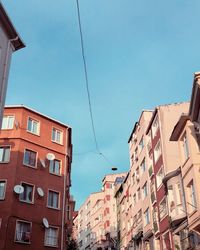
[40,159,46,168]
[37,187,44,197]
[46,153,55,161]
[14,185,24,194]
[42,218,49,228]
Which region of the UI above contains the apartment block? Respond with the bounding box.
[0,4,25,126]
[0,105,73,250]
[145,102,189,250]
[75,173,126,250]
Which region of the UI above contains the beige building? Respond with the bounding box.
[0,3,25,126]
[128,110,153,250]
[75,173,126,250]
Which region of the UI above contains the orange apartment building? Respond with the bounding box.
[0,105,73,250]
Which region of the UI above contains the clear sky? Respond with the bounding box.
[2,0,200,208]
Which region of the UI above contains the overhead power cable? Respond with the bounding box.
[75,0,99,153]
[75,0,116,169]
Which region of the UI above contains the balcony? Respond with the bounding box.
[151,192,156,205]
[153,222,159,234]
[148,165,154,178]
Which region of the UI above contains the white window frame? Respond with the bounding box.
[1,115,14,130]
[49,159,62,176]
[156,166,165,190]
[142,182,148,200]
[162,231,172,250]
[154,140,161,163]
[23,148,37,168]
[19,182,35,204]
[0,179,7,200]
[0,145,10,163]
[51,127,63,144]
[44,226,59,247]
[15,220,31,244]
[144,207,150,226]
[47,189,60,209]
[159,196,168,220]
[187,180,197,213]
[182,133,189,161]
[27,117,40,135]
[152,115,159,138]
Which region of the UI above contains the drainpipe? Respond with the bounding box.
[0,36,18,126]
[61,128,69,250]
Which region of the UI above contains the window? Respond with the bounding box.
[1,116,14,129]
[183,134,189,160]
[19,183,34,203]
[0,181,6,200]
[156,166,164,189]
[15,220,31,243]
[140,158,146,174]
[159,197,168,220]
[162,232,171,250]
[144,208,150,226]
[133,193,136,206]
[154,140,161,163]
[48,190,59,209]
[139,137,144,152]
[44,227,58,247]
[137,209,142,224]
[143,182,148,199]
[187,181,197,213]
[152,115,159,138]
[23,149,37,167]
[27,117,39,135]
[49,159,61,175]
[0,146,10,163]
[137,188,141,200]
[52,128,63,144]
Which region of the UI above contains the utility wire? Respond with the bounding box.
[76,0,99,153]
[75,0,116,169]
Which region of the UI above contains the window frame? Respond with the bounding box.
[19,182,35,204]
[27,116,40,136]
[44,226,59,247]
[51,127,63,145]
[144,207,150,226]
[154,140,162,163]
[1,115,15,130]
[49,159,62,176]
[159,196,168,221]
[0,145,11,163]
[0,179,7,200]
[142,182,148,200]
[14,220,31,244]
[156,166,165,190]
[47,189,60,210]
[23,148,37,168]
[187,180,197,213]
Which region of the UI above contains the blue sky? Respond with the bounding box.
[2,0,200,208]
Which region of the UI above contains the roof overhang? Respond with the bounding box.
[0,3,25,51]
[189,72,200,122]
[170,114,189,141]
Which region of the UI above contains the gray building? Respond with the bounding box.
[0,3,25,126]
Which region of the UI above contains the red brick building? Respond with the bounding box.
[0,105,73,250]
